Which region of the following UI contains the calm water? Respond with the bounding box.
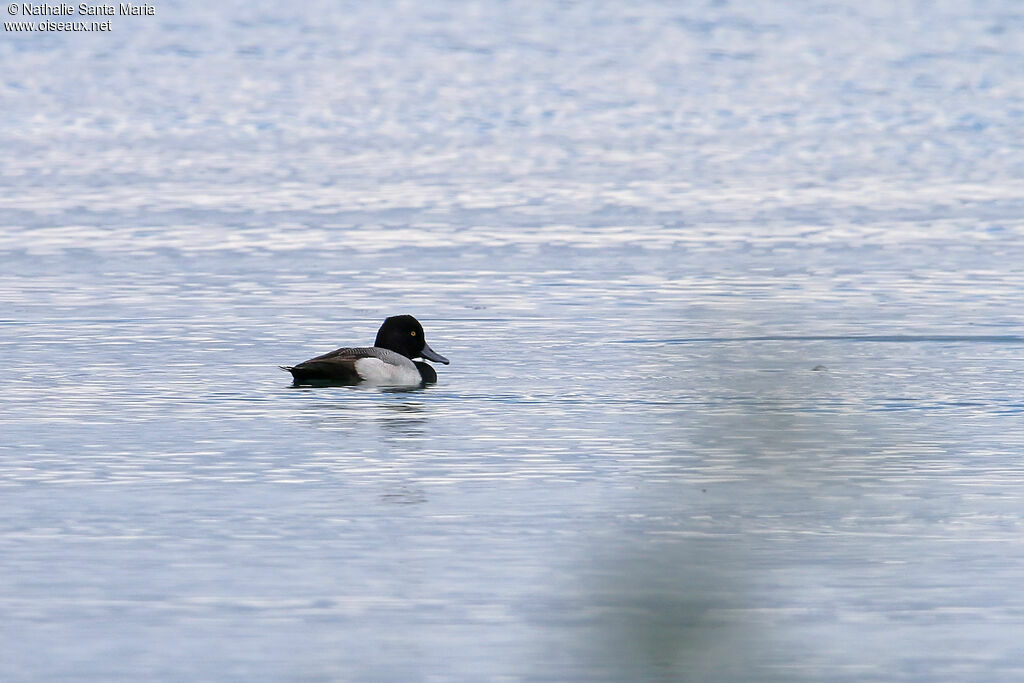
[4,1,1024,679]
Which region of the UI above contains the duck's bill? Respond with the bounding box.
[420,342,450,365]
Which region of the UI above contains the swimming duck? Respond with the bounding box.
[281,315,449,386]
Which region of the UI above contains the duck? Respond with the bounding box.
[281,315,449,386]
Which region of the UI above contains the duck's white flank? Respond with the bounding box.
[354,355,422,385]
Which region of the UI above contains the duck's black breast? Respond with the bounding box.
[414,361,437,384]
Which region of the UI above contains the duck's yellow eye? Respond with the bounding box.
[410,330,417,336]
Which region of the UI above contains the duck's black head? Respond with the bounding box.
[374,315,450,366]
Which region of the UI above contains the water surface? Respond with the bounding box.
[3,1,1024,679]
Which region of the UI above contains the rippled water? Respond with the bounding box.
[4,1,1024,679]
